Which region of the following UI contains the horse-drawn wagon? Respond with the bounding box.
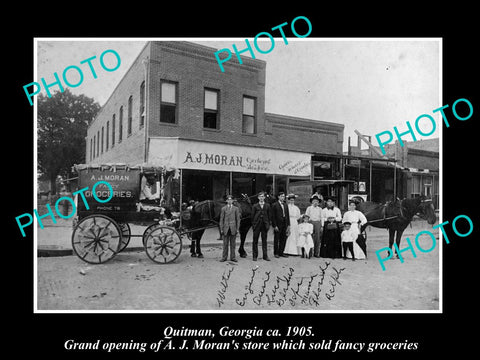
[71,163,189,265]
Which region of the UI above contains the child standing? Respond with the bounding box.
[297,214,314,259]
[341,221,357,261]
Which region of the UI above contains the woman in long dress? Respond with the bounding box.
[283,194,301,255]
[320,196,343,258]
[341,200,368,259]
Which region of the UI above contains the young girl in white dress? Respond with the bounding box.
[298,214,314,259]
[283,194,301,255]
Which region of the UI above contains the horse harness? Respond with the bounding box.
[368,197,432,224]
[368,199,405,224]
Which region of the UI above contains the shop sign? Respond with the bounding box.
[149,138,311,177]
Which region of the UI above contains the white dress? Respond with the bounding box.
[284,204,301,255]
[343,237,367,259]
[297,222,314,254]
[342,210,368,237]
[342,210,368,259]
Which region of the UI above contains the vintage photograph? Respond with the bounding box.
[34,38,441,311]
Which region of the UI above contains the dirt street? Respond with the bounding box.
[37,220,440,311]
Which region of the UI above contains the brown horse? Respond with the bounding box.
[357,195,437,257]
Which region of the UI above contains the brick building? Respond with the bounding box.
[86,41,344,208]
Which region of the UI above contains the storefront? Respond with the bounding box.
[148,137,312,208]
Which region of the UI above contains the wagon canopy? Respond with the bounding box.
[72,163,179,215]
[73,163,179,177]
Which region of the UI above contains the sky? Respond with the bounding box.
[36,38,441,152]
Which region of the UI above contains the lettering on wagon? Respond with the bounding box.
[15,181,113,237]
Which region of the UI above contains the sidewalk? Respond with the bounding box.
[36,217,439,257]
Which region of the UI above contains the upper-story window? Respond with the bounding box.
[160,80,177,124]
[204,88,219,129]
[242,96,256,134]
[96,130,100,157]
[140,81,145,128]
[127,96,133,136]
[119,106,123,142]
[106,121,109,151]
[112,114,116,148]
[101,126,104,154]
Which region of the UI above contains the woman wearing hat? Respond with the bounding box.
[283,194,302,256]
[320,196,343,258]
[305,194,323,257]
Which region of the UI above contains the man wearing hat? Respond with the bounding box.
[271,191,290,258]
[305,194,323,257]
[219,194,241,262]
[251,191,272,261]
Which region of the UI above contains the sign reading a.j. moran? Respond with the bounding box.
[148,138,311,177]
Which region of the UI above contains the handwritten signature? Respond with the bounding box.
[325,266,346,300]
[217,261,346,308]
[215,266,235,308]
[235,267,259,306]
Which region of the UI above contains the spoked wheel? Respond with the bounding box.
[142,223,162,246]
[71,215,122,264]
[117,222,131,252]
[143,225,182,264]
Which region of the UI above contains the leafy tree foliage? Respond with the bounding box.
[37,89,100,194]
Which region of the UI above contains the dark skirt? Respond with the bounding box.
[320,222,342,258]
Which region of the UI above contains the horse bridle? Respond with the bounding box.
[416,198,434,220]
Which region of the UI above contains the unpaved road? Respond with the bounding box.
[37,223,440,311]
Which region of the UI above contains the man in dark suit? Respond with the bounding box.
[271,191,290,258]
[251,191,271,261]
[219,194,241,262]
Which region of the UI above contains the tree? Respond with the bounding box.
[37,89,100,195]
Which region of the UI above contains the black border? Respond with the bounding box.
[9,7,478,358]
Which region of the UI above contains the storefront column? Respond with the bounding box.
[229,171,233,195]
[369,161,372,201]
[393,164,397,200]
[179,169,183,228]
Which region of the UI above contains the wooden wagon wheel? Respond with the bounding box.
[143,225,182,264]
[117,222,131,252]
[71,214,122,264]
[142,223,163,245]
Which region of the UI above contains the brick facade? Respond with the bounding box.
[86,41,344,165]
[86,43,151,164]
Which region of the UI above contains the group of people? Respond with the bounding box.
[218,191,368,263]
